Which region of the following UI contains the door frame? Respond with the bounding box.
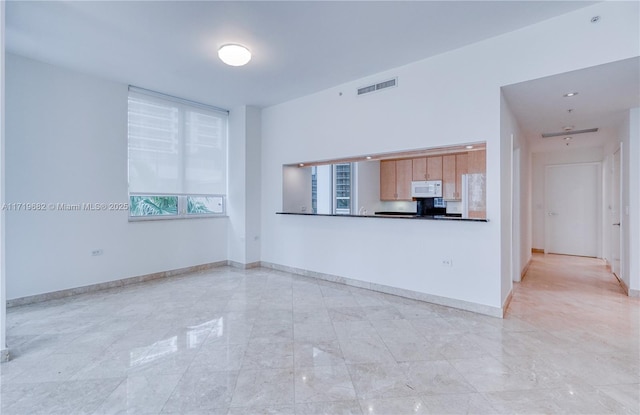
[544,161,602,257]
[612,144,623,280]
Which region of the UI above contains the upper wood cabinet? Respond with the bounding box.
[380,159,412,201]
[412,158,426,181]
[426,156,442,180]
[443,153,468,200]
[396,159,413,200]
[466,149,486,219]
[455,153,468,200]
[467,149,486,174]
[442,155,456,200]
[412,156,442,181]
[380,150,483,204]
[380,160,397,201]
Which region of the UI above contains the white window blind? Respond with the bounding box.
[127,87,228,195]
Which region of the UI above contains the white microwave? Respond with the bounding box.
[411,180,442,198]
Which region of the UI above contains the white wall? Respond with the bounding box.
[621,108,640,294]
[355,160,380,215]
[315,165,331,214]
[228,106,262,265]
[500,90,531,288]
[531,147,605,251]
[261,1,639,313]
[5,54,228,300]
[282,166,312,213]
[245,107,262,264]
[499,92,514,299]
[1,0,7,359]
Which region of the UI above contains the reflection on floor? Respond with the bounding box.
[1,254,638,414]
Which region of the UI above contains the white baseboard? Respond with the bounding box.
[228,261,261,270]
[7,261,228,307]
[0,348,9,363]
[260,261,504,318]
[502,290,513,317]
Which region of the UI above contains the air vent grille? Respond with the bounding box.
[357,77,397,96]
[541,128,599,138]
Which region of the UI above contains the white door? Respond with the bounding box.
[545,163,599,257]
[611,149,622,277]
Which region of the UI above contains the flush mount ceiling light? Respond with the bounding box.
[218,44,251,67]
[563,92,579,97]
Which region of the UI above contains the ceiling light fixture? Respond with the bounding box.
[541,127,598,138]
[218,44,252,67]
[563,92,578,97]
[465,145,474,149]
[298,163,305,167]
[365,156,372,160]
[564,136,573,141]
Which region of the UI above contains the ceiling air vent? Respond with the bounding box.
[541,127,599,138]
[357,77,397,96]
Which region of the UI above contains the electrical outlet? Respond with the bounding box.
[441,259,453,267]
[91,249,103,256]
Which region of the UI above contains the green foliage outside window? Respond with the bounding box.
[130,195,178,216]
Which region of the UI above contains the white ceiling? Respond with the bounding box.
[503,57,640,153]
[6,1,596,109]
[10,0,635,153]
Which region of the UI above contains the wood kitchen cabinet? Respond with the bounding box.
[466,149,486,218]
[467,149,485,174]
[380,159,412,201]
[442,155,456,200]
[455,153,468,199]
[426,156,443,180]
[380,160,397,200]
[412,158,426,181]
[412,156,442,181]
[443,153,468,200]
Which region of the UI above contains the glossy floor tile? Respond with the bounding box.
[1,254,638,414]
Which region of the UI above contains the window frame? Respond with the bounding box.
[332,163,355,215]
[128,193,227,222]
[127,86,228,221]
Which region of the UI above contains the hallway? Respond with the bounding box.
[505,253,639,412]
[509,253,637,332]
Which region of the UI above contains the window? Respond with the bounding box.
[333,163,352,214]
[127,86,228,219]
[310,163,354,215]
[311,166,318,214]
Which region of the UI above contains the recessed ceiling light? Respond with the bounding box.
[298,163,305,167]
[563,92,578,97]
[365,156,372,160]
[465,145,474,149]
[564,136,573,141]
[218,44,252,67]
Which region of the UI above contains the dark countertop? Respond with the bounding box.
[276,212,488,222]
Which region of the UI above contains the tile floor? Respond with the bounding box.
[1,254,638,414]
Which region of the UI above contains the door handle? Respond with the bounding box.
[547,212,558,216]
[613,223,621,226]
